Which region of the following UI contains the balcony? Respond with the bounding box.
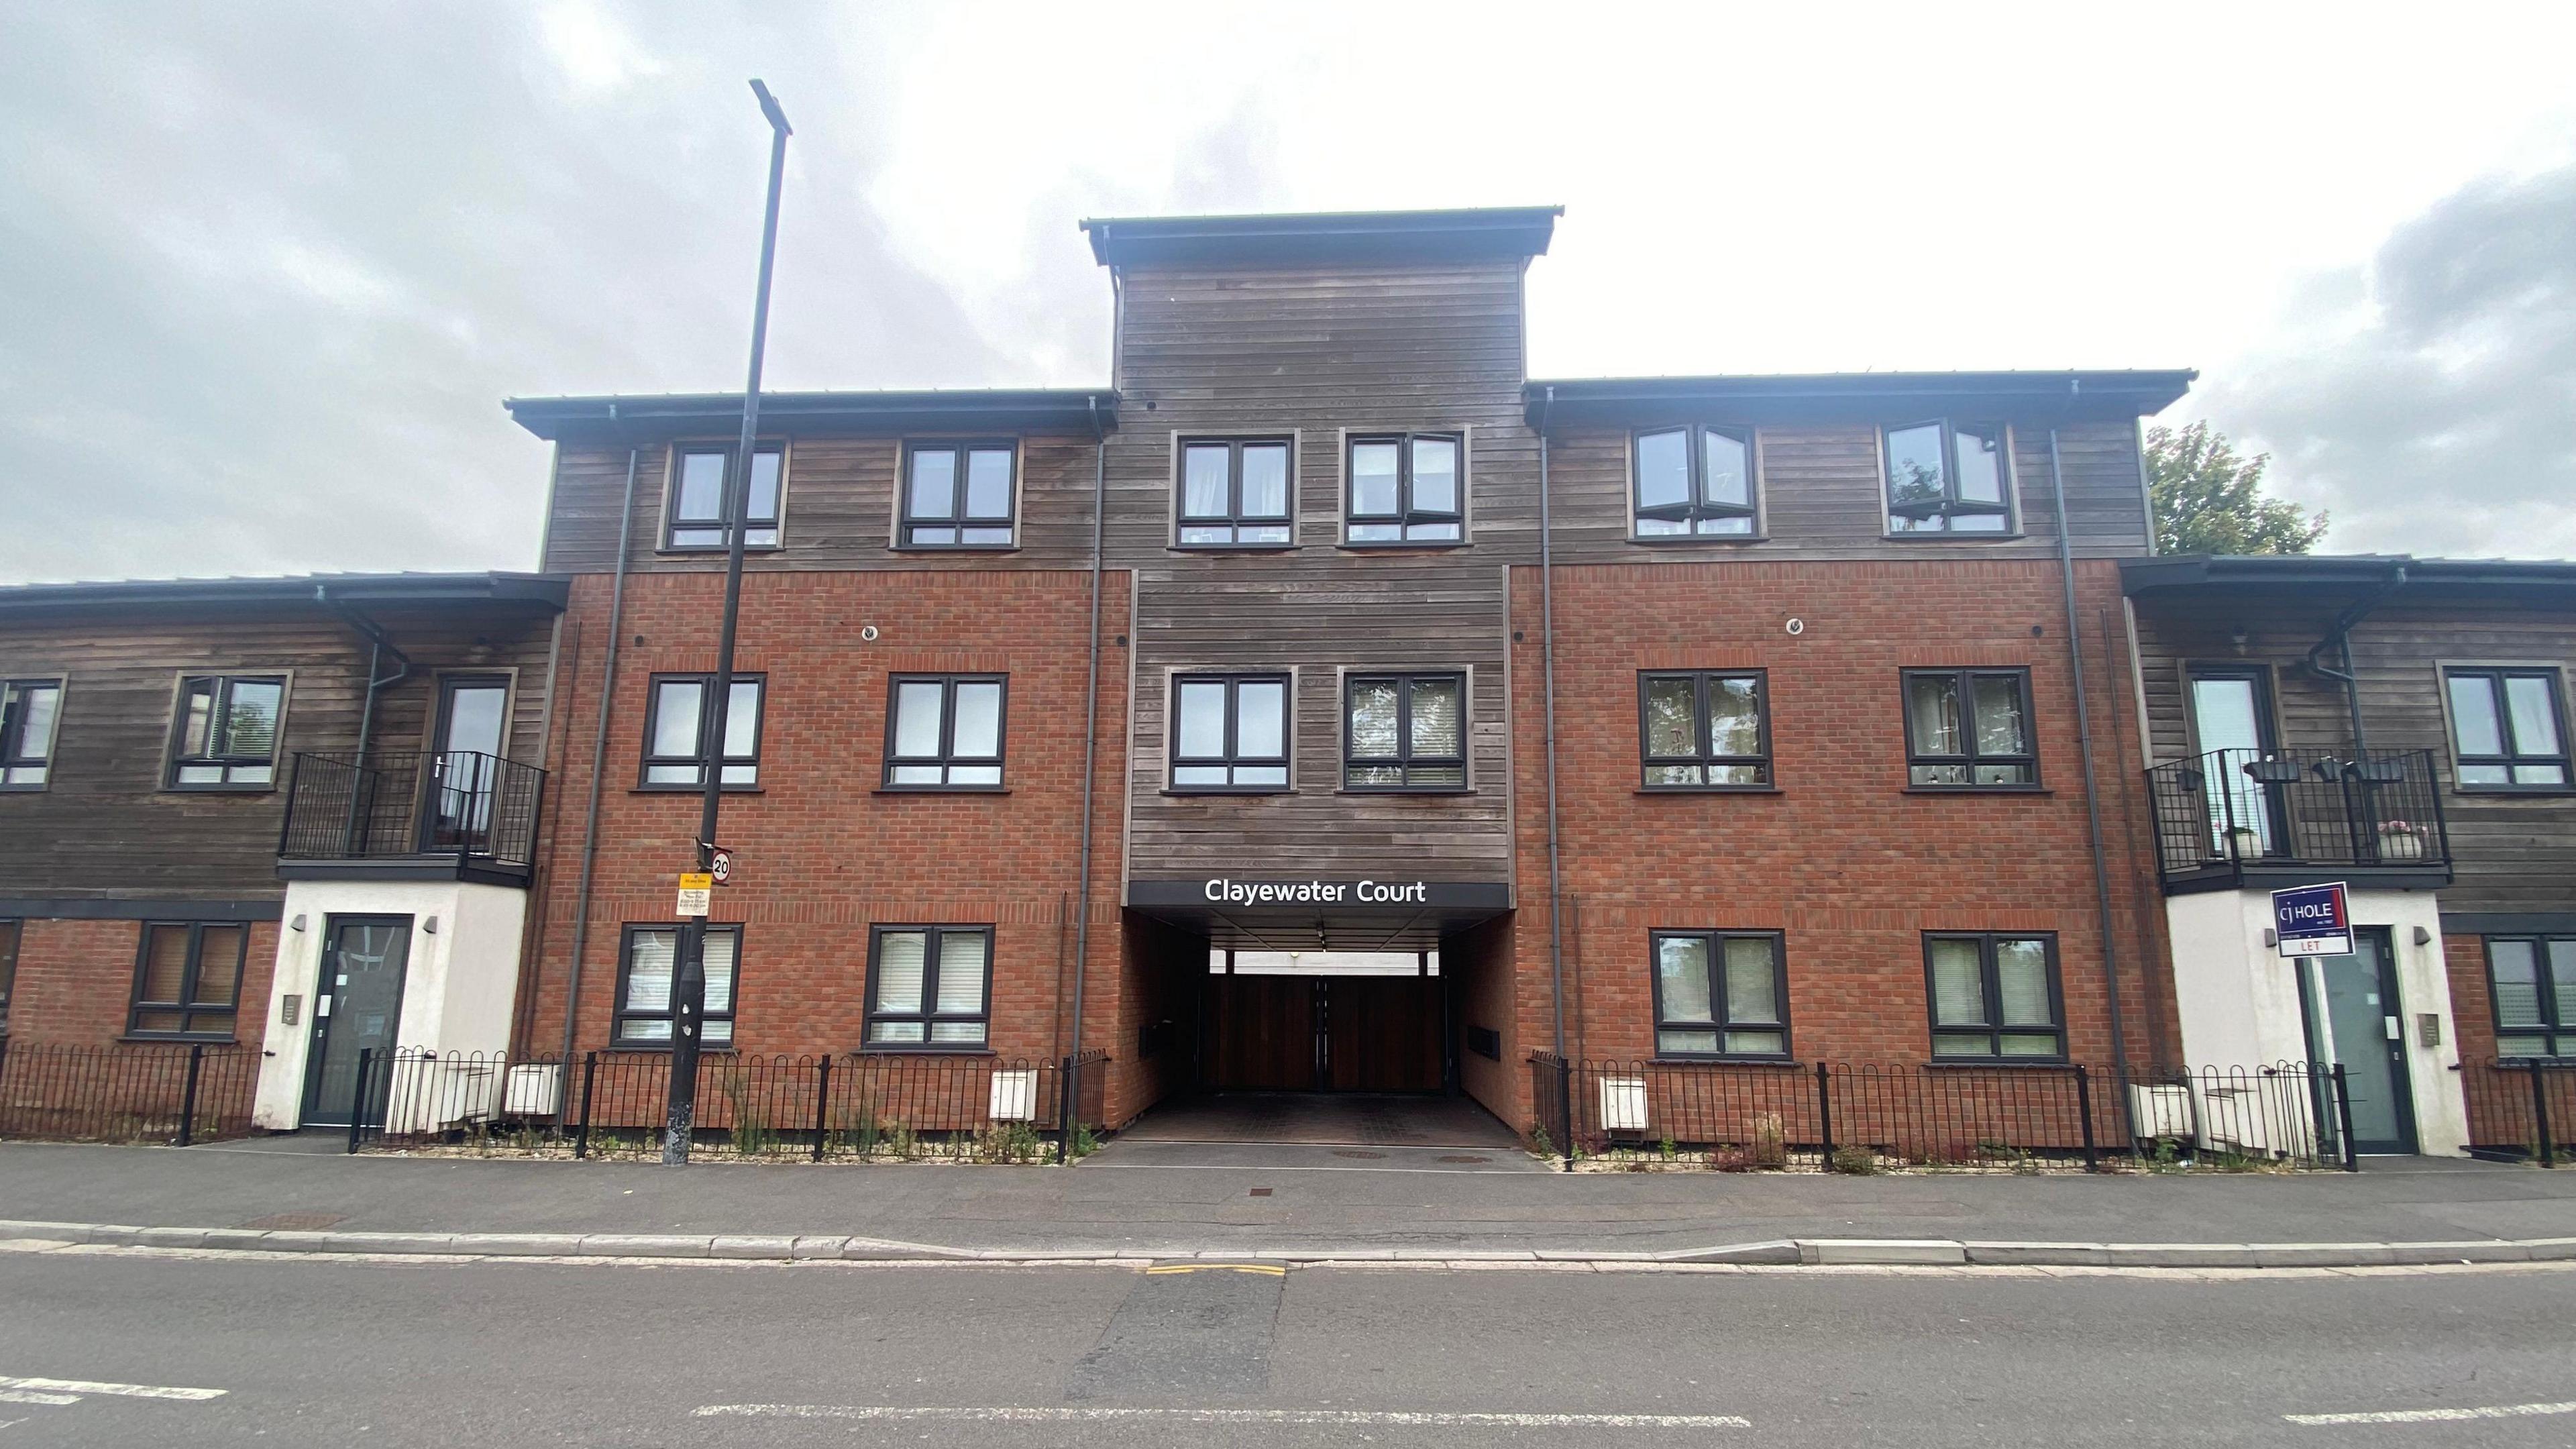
[2146,748,2453,894]
[278,751,545,887]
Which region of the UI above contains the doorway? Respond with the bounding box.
[423,676,508,853]
[303,916,413,1128]
[2188,666,2279,855]
[2299,927,2418,1155]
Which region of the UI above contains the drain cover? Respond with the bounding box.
[1248,1187,1273,1197]
[1330,1149,1388,1160]
[1436,1154,1491,1164]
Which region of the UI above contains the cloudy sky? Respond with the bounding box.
[5,2,2573,584]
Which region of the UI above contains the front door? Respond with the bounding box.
[303,916,413,1127]
[2300,928,2418,1155]
[424,676,508,852]
[2189,667,2278,856]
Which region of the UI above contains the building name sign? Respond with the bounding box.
[1125,879,1510,912]
[1203,877,1429,906]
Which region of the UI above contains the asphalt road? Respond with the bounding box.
[2,1252,2572,1447]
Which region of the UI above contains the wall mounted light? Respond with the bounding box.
[289,914,307,933]
[2230,624,2250,653]
[422,916,439,936]
[2414,925,2432,946]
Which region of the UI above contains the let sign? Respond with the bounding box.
[2271,881,2352,957]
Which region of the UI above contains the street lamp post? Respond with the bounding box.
[664,78,793,1165]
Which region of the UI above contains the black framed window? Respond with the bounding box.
[1344,672,1466,790]
[1,678,63,790]
[885,675,1006,789]
[1884,421,2012,534]
[1903,668,2036,788]
[613,925,737,1048]
[168,675,285,788]
[1925,932,2063,1059]
[1346,433,1464,544]
[1641,671,1770,788]
[2488,936,2576,1059]
[128,922,246,1039]
[900,442,1016,548]
[1179,439,1293,547]
[641,674,763,788]
[2445,668,2571,791]
[665,443,784,549]
[0,919,19,1036]
[1171,674,1289,791]
[1632,426,1757,537]
[1652,930,1790,1058]
[865,925,991,1049]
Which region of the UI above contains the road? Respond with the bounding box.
[1,1250,2571,1446]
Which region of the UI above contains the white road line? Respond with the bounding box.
[2287,1399,2576,1426]
[0,1375,225,1402]
[698,1404,1748,1428]
[0,1391,81,1406]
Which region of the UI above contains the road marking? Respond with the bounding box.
[698,1405,1749,1428]
[0,1375,225,1402]
[0,1391,81,1405]
[2288,1399,2576,1426]
[1145,1263,1287,1276]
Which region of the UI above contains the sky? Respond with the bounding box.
[4,2,2573,584]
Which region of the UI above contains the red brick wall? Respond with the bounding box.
[7,916,278,1051]
[1508,557,2176,1079]
[518,568,1132,1071]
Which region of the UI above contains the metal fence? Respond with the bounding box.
[0,1040,260,1146]
[1529,1055,2354,1171]
[344,1047,1112,1163]
[278,750,545,872]
[2145,747,2450,886]
[2461,1059,2576,1166]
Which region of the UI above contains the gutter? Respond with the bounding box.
[559,444,641,1062]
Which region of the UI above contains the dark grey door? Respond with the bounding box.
[2302,928,2418,1155]
[303,916,412,1127]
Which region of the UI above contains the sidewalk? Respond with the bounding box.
[4,1138,2573,1262]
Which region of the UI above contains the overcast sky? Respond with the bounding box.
[5,2,2573,584]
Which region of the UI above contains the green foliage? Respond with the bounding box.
[2145,422,2327,557]
[1070,1124,1101,1159]
[1527,1124,1555,1159]
[1828,1145,1880,1175]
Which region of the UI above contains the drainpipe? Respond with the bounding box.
[1536,386,1567,1063]
[558,443,641,1063]
[1065,397,1108,1088]
[2047,400,2133,1131]
[2304,566,2407,755]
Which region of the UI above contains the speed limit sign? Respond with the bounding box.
[710,848,733,885]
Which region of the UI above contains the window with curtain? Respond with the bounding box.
[1,678,62,789]
[1178,439,1293,546]
[1884,421,2012,533]
[664,443,784,549]
[1345,434,1464,544]
[1640,671,1770,788]
[2445,668,2571,791]
[613,926,738,1047]
[1903,668,2035,787]
[168,675,285,788]
[1631,425,1758,537]
[1652,930,1790,1058]
[2488,936,2576,1059]
[865,926,991,1048]
[640,674,763,788]
[900,442,1017,547]
[883,675,1006,788]
[1925,932,2063,1059]
[127,922,246,1038]
[1343,672,1466,790]
[1171,674,1291,790]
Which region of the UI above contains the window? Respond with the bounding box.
[1632,426,1757,537]
[2445,668,2571,791]
[2489,936,2576,1059]
[1171,674,1289,790]
[1925,933,2063,1059]
[168,675,285,788]
[1,678,62,789]
[900,442,1016,547]
[1884,421,2012,533]
[1641,671,1770,788]
[1344,672,1466,790]
[1179,439,1293,547]
[127,922,246,1038]
[665,443,784,549]
[1904,668,2036,788]
[641,674,763,788]
[0,919,17,1035]
[1652,930,1790,1058]
[613,925,737,1047]
[865,926,991,1048]
[885,675,1006,789]
[1346,433,1464,544]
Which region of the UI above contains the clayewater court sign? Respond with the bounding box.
[2271,881,2353,957]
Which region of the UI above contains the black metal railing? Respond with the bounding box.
[279,751,545,871]
[2145,747,2451,887]
[342,1048,1112,1163]
[0,1040,260,1146]
[2462,1058,2576,1166]
[1527,1055,2355,1171]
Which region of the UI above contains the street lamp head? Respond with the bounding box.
[750,78,792,137]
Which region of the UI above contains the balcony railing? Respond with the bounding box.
[2145,747,2451,892]
[279,751,545,881]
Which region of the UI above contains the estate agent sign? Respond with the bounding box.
[2271,881,2352,957]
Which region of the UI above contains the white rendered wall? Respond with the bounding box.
[252,880,529,1130]
[2164,887,2468,1157]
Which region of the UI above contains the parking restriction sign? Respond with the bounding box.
[675,872,714,918]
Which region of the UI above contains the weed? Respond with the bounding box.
[1527,1124,1556,1159]
[1829,1144,1880,1176]
[1658,1134,1678,1161]
[1070,1124,1101,1159]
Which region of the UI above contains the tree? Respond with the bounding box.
[2144,422,2328,556]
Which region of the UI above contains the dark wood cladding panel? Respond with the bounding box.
[2132,594,2576,914]
[1538,419,2150,562]
[541,433,1106,576]
[0,605,555,902]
